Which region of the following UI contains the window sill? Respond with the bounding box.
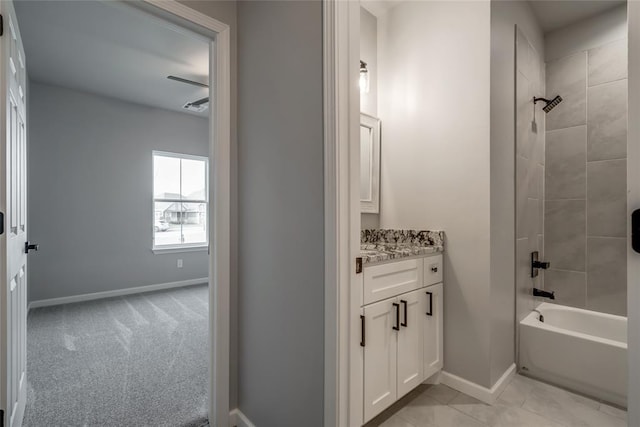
[152,245,208,254]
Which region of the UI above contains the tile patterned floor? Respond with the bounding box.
[365,374,627,427]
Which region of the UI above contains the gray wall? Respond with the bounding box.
[490,0,544,384]
[28,82,209,302]
[376,0,494,387]
[544,7,628,316]
[237,1,324,425]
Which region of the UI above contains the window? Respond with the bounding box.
[153,151,208,250]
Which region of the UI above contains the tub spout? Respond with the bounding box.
[533,288,555,300]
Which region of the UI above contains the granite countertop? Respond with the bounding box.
[360,229,444,265]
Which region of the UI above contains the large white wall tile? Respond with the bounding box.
[588,39,627,87]
[544,200,586,272]
[544,269,586,308]
[546,52,587,131]
[545,126,587,200]
[587,79,628,161]
[587,159,627,238]
[587,237,627,315]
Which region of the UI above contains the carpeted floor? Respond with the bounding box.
[23,284,209,427]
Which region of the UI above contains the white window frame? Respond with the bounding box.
[152,150,209,252]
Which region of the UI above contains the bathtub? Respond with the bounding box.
[519,302,627,407]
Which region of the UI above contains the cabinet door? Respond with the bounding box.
[363,298,398,423]
[423,283,444,380]
[397,289,424,398]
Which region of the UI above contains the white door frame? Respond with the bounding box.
[120,2,232,426]
[627,2,639,425]
[0,1,230,426]
[323,1,360,426]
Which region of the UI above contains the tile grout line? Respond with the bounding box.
[586,157,628,164]
[585,53,590,308]
[587,76,628,89]
[445,401,491,427]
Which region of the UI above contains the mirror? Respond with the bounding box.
[360,113,380,213]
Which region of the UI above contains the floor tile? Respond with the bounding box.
[368,375,628,427]
[423,384,460,405]
[397,395,485,427]
[497,375,535,407]
[599,403,627,421]
[449,393,505,425]
[379,414,417,427]
[522,381,625,427]
[491,405,566,427]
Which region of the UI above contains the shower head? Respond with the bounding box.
[534,95,563,113]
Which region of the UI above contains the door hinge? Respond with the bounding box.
[0,15,4,37]
[356,257,363,274]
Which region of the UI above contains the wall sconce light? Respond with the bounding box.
[359,60,370,94]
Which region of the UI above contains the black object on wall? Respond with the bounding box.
[632,209,640,253]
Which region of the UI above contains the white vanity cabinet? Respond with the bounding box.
[362,298,397,421]
[361,254,444,424]
[423,282,443,380]
[397,288,425,397]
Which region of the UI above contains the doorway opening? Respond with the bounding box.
[2,1,230,426]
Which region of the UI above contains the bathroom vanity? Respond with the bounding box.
[358,230,444,423]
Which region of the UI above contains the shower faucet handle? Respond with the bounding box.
[531,251,550,278]
[533,260,550,269]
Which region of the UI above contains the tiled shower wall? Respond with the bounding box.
[515,28,545,323]
[543,38,628,316]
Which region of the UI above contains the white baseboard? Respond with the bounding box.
[440,363,516,405]
[423,370,442,385]
[229,409,255,427]
[28,277,208,310]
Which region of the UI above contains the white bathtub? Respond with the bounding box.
[520,303,627,407]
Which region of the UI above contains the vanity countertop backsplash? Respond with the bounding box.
[360,229,444,264]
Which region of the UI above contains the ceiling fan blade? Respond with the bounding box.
[183,96,210,112]
[188,97,209,107]
[167,75,208,88]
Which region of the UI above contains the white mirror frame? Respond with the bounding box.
[360,113,381,214]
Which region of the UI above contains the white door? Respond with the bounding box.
[397,289,423,398]
[423,283,444,380]
[1,3,28,427]
[363,298,397,423]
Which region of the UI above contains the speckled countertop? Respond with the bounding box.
[361,229,444,264]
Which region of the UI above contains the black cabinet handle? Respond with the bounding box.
[431,266,438,273]
[25,242,39,254]
[392,303,400,331]
[360,315,365,347]
[400,300,408,327]
[426,291,433,316]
